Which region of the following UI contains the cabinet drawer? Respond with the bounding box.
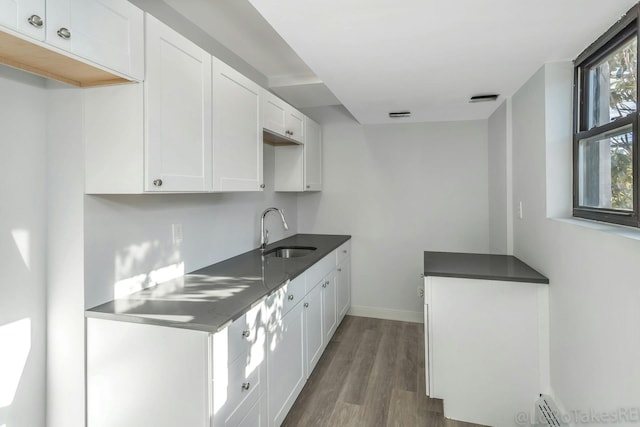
[265,274,305,329]
[215,303,263,367]
[336,240,351,264]
[213,347,265,427]
[305,252,335,294]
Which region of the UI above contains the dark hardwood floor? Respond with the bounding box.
[281,315,485,427]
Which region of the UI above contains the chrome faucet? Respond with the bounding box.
[260,207,288,250]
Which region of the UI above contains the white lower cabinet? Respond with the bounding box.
[303,281,324,377]
[237,396,267,427]
[336,258,351,323]
[212,304,267,427]
[321,271,337,344]
[266,299,306,427]
[86,241,351,427]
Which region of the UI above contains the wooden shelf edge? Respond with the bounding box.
[0,28,134,87]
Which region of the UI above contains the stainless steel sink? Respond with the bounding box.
[263,246,317,258]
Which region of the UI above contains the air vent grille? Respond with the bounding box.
[535,394,565,427]
[469,94,499,103]
[389,111,411,118]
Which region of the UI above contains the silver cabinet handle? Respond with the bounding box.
[28,15,43,28]
[242,330,250,338]
[288,295,294,301]
[241,382,250,391]
[57,27,71,39]
[304,302,309,308]
[153,179,163,187]
[322,281,328,288]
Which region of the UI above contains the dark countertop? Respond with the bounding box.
[423,251,549,284]
[86,234,351,333]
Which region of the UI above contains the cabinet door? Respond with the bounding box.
[262,89,287,137]
[267,301,305,427]
[285,108,304,144]
[262,89,304,144]
[336,258,351,323]
[212,58,263,191]
[304,282,323,378]
[0,0,45,40]
[304,117,322,191]
[145,14,212,192]
[322,271,337,344]
[45,0,143,79]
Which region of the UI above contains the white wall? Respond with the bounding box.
[298,106,490,322]
[46,83,86,427]
[84,144,298,308]
[0,66,47,427]
[509,62,640,422]
[488,101,510,254]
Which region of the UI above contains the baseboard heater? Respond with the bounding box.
[535,394,566,427]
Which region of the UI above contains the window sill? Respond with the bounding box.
[550,216,640,242]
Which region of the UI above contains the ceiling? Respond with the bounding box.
[167,0,638,124]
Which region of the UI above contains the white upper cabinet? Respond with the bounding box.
[45,0,143,79]
[274,116,322,192]
[145,14,212,192]
[262,89,305,144]
[212,57,263,192]
[0,0,45,40]
[303,117,322,191]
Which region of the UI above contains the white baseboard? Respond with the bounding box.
[347,305,423,323]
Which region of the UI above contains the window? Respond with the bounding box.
[574,5,639,226]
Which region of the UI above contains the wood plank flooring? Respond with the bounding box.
[282,316,486,427]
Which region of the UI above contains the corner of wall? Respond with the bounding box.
[544,62,574,219]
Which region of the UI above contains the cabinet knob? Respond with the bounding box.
[241,382,250,391]
[343,250,348,254]
[241,330,250,338]
[306,185,310,189]
[337,268,342,272]
[57,27,71,39]
[322,281,328,288]
[260,184,265,189]
[28,15,43,28]
[304,302,309,308]
[288,294,294,301]
[153,179,163,187]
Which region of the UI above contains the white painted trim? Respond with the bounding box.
[506,96,514,255]
[347,305,423,323]
[268,73,322,88]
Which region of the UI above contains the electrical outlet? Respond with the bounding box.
[172,223,183,245]
[418,287,424,298]
[517,201,524,219]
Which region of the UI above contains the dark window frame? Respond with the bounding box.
[573,4,640,227]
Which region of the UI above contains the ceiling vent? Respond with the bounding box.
[469,94,499,103]
[389,111,411,118]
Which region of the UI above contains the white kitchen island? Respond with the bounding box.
[423,251,549,427]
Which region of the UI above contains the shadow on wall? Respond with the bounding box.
[113,240,183,299]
